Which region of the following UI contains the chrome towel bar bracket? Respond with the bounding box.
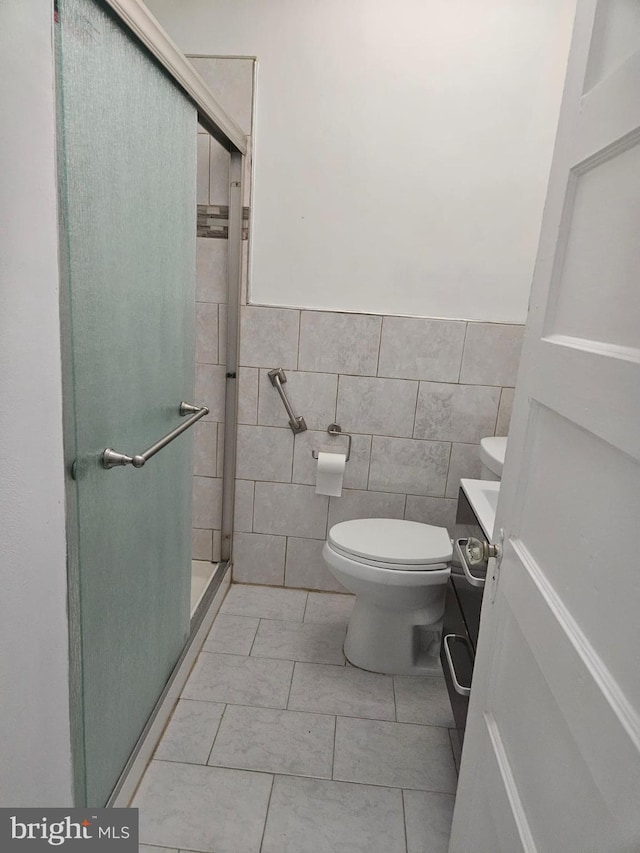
[311,423,352,462]
[101,401,209,469]
[267,368,307,434]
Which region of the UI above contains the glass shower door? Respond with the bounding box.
[57,0,197,806]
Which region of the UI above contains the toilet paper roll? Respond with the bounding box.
[315,451,346,497]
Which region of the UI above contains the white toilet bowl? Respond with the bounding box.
[322,518,453,676]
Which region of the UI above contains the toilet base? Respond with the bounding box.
[343,596,445,676]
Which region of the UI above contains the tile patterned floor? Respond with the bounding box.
[135,584,458,853]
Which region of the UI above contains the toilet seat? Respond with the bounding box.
[328,518,452,570]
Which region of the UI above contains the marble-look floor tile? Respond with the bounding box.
[303,592,355,625]
[182,653,293,709]
[208,705,334,779]
[133,760,272,853]
[202,613,259,656]
[403,789,456,853]
[333,717,457,792]
[221,584,307,621]
[288,662,395,720]
[251,619,346,665]
[261,775,406,853]
[394,676,455,727]
[154,699,225,765]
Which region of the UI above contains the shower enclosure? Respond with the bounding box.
[56,0,245,807]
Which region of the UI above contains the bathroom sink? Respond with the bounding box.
[460,479,500,539]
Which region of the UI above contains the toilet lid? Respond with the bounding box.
[328,518,452,566]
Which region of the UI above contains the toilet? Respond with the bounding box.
[322,437,508,676]
[322,518,452,676]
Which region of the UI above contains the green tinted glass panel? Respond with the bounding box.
[57,0,196,806]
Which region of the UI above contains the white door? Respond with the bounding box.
[449,2,640,851]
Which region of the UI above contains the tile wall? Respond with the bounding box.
[232,309,523,590]
[189,57,524,589]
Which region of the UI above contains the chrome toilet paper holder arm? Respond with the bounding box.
[311,423,352,462]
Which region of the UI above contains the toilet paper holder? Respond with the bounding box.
[311,423,352,462]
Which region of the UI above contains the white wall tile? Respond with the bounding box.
[327,489,405,528]
[234,479,254,533]
[378,317,466,382]
[404,496,458,536]
[196,239,228,303]
[413,382,500,443]
[236,425,293,483]
[240,306,299,369]
[254,483,329,539]
[238,367,259,425]
[496,387,515,436]
[212,530,222,563]
[368,436,449,496]
[216,423,225,477]
[218,303,227,365]
[193,476,223,529]
[460,323,524,386]
[232,532,286,585]
[445,443,481,498]
[193,420,217,478]
[298,311,381,376]
[284,537,348,592]
[197,133,210,204]
[336,375,418,438]
[292,430,371,490]
[257,369,337,430]
[192,527,213,561]
[209,137,230,205]
[196,363,226,422]
[196,302,219,365]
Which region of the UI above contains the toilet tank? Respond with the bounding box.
[479,437,507,481]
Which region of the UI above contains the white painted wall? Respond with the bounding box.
[0,0,74,805]
[148,0,575,322]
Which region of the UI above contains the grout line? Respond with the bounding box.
[296,310,302,371]
[255,368,262,426]
[172,693,454,730]
[285,660,296,709]
[365,433,374,490]
[443,441,454,499]
[411,379,420,440]
[248,619,261,655]
[150,756,455,795]
[457,322,468,383]
[375,316,384,376]
[401,789,409,853]
[493,386,504,436]
[301,591,311,622]
[258,774,276,853]
[392,676,398,722]
[331,715,338,780]
[205,703,228,765]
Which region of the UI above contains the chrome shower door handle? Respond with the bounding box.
[101,401,209,469]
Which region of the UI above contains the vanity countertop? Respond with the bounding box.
[460,478,500,540]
